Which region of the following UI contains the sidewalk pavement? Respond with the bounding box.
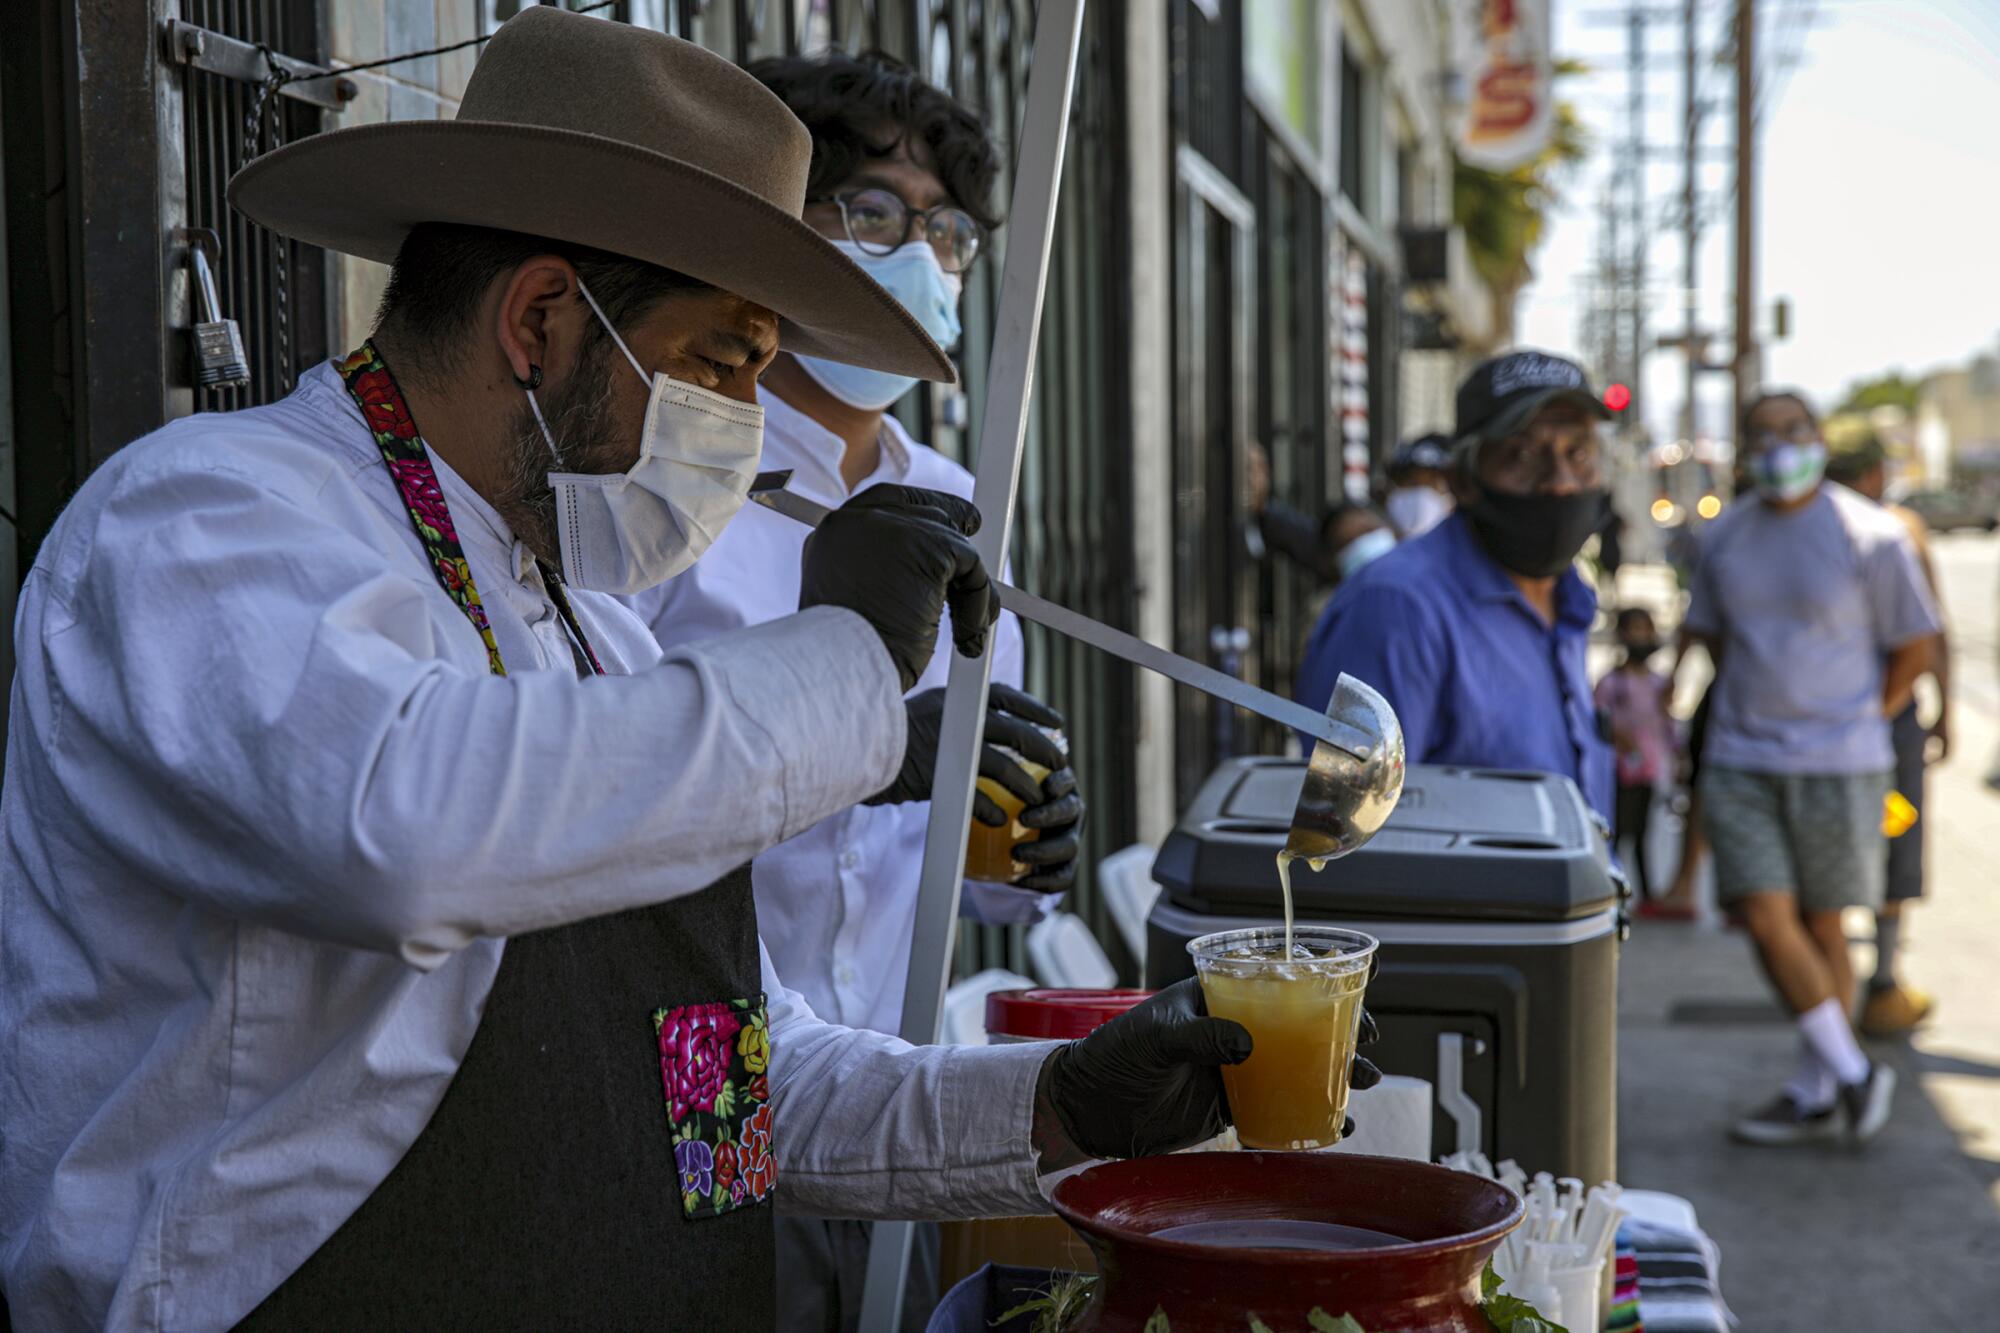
[1609,553,2000,1328]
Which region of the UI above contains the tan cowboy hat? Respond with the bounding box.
[229,6,954,381]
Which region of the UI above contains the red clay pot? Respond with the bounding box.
[1050,1152,1523,1332]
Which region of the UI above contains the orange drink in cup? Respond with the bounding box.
[1188,926,1377,1150]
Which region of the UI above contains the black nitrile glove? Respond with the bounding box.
[1014,762,1085,893]
[1041,978,1249,1160]
[1345,957,1385,1136]
[868,683,1070,812]
[799,484,1001,692]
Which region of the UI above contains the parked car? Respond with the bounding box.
[1899,489,1999,533]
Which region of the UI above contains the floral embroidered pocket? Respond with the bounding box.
[654,995,775,1220]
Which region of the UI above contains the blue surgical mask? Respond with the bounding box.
[1336,527,1397,581]
[796,240,963,410]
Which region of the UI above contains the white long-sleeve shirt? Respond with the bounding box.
[627,389,1058,1031]
[0,364,1051,1333]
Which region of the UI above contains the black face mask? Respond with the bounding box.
[1623,639,1662,662]
[1464,486,1610,579]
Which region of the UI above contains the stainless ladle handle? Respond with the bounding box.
[749,473,1376,761]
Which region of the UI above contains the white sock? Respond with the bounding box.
[1798,997,1871,1086]
[1782,1043,1837,1110]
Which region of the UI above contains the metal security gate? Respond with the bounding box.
[1248,128,1330,742]
[175,0,333,412]
[1163,0,1337,792]
[0,0,331,569]
[1170,143,1257,802]
[669,0,1138,979]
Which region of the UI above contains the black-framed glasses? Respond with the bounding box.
[808,188,984,274]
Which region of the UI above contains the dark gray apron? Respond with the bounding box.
[239,874,774,1330]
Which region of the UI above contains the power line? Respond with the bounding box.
[333,0,619,80]
[1754,0,1818,127]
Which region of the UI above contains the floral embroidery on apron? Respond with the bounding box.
[655,995,776,1218]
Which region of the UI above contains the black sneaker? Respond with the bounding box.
[1838,1061,1898,1145]
[1730,1092,1839,1146]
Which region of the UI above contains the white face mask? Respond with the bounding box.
[794,240,963,411]
[529,282,764,595]
[1385,485,1453,538]
[1336,526,1398,581]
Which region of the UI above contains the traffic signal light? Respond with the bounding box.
[1603,383,1632,413]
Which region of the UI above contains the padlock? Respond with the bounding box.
[188,238,251,389]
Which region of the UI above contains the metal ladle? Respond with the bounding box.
[748,473,1408,856]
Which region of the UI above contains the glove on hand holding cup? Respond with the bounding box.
[871,684,1086,891]
[1035,978,1384,1166]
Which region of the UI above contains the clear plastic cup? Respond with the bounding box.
[1188,926,1378,1151]
[1546,1258,1604,1333]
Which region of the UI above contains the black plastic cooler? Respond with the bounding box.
[1146,758,1622,1184]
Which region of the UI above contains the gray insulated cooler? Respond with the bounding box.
[1146,757,1623,1185]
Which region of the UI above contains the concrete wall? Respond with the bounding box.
[325,0,489,349]
[1343,0,1478,445]
[1921,359,2000,465]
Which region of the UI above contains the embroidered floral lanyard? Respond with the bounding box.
[336,342,604,678]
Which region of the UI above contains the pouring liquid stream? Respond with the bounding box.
[1275,851,1330,956]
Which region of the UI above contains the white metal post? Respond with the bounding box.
[856,0,1088,1325]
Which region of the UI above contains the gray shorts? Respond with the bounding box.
[1699,765,1891,913]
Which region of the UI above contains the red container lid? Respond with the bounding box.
[986,988,1152,1041]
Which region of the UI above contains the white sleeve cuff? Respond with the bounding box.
[671,606,907,843]
[961,879,1065,926]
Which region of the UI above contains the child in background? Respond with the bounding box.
[1595,608,1680,908]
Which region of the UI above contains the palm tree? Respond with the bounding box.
[1452,60,1591,347]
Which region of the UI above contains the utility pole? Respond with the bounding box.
[1606,184,1624,388]
[1732,0,1757,435]
[1626,4,1648,426]
[1681,0,1701,447]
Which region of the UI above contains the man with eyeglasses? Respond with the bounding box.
[1685,390,1938,1149]
[1295,350,1616,830]
[622,52,1081,1331]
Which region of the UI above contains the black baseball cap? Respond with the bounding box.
[1454,350,1612,450]
[1388,433,1454,478]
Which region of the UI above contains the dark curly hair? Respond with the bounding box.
[745,51,1004,230]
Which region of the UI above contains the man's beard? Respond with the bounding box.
[495,341,626,567]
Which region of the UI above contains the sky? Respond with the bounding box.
[1515,0,2000,442]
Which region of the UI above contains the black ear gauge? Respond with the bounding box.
[513,365,544,391]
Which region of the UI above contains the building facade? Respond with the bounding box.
[1917,349,2000,484]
